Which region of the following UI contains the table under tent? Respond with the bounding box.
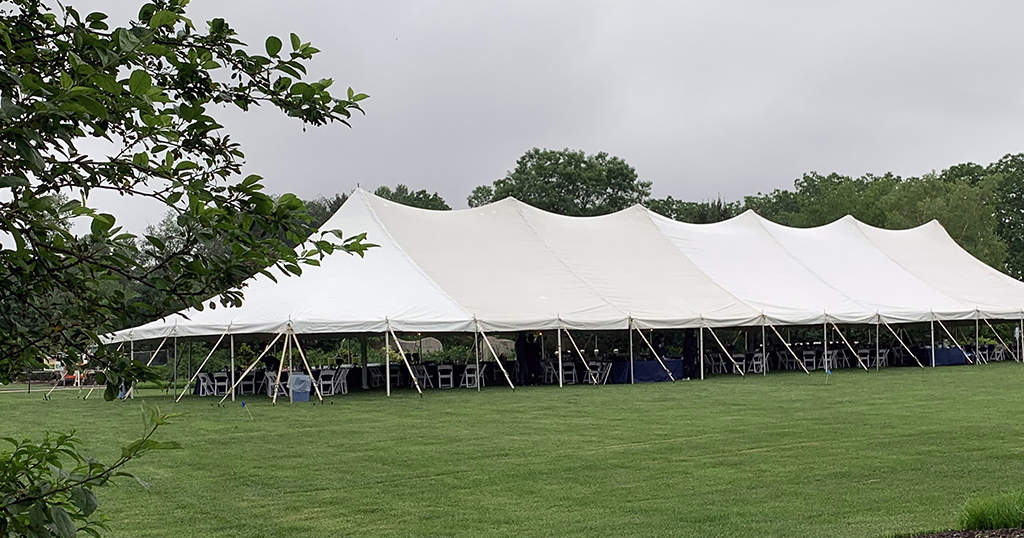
[105,188,1024,402]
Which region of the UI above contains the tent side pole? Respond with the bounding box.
[935,318,974,365]
[881,319,924,368]
[219,331,284,404]
[272,332,288,401]
[823,322,827,371]
[474,324,481,392]
[875,315,880,371]
[560,321,598,384]
[706,325,744,376]
[768,323,810,374]
[1019,315,1023,362]
[631,321,675,382]
[699,324,704,380]
[830,322,869,371]
[290,330,325,403]
[975,312,980,364]
[557,325,563,388]
[230,334,236,402]
[628,317,634,384]
[176,329,229,403]
[385,327,391,397]
[761,317,767,376]
[477,322,516,391]
[930,320,936,368]
[387,322,423,396]
[173,337,178,399]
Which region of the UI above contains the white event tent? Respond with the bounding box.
[107,188,1024,398]
[110,188,1024,343]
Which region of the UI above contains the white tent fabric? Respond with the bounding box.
[108,189,1024,342]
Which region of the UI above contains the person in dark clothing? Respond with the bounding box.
[515,332,529,384]
[527,334,543,385]
[262,354,280,372]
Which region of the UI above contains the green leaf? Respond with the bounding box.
[50,505,77,538]
[290,33,301,51]
[149,9,178,28]
[132,152,149,167]
[265,36,282,57]
[70,487,99,517]
[128,70,152,96]
[0,175,29,187]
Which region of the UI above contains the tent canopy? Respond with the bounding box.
[109,189,1024,342]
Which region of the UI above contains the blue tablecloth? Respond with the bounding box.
[913,347,968,366]
[609,359,684,383]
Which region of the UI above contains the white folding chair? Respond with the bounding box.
[460,364,481,388]
[318,369,336,396]
[802,350,817,371]
[266,371,288,398]
[731,353,746,374]
[561,361,577,385]
[334,367,351,395]
[858,349,872,368]
[197,373,216,396]
[877,348,890,368]
[706,352,726,374]
[412,364,434,389]
[747,352,765,374]
[368,366,384,388]
[212,372,230,396]
[437,364,454,389]
[240,372,256,394]
[542,360,558,384]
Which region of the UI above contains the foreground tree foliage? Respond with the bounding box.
[1,1,370,532]
[0,0,371,387]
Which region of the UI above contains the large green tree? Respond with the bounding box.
[468,148,651,216]
[374,184,450,210]
[987,153,1024,279]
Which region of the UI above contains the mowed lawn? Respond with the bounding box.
[4,363,1024,537]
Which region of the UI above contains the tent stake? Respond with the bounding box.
[387,322,423,396]
[476,322,516,391]
[705,325,744,376]
[560,322,599,384]
[631,320,675,382]
[219,331,285,404]
[935,318,974,365]
[177,329,230,403]
[880,319,925,368]
[767,323,810,374]
[830,322,869,371]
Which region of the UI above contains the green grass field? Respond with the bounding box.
[3,363,1024,537]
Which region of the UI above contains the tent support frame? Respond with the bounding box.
[981,318,1013,362]
[934,318,974,365]
[220,331,285,404]
[289,329,326,402]
[829,321,869,371]
[560,322,599,385]
[176,329,230,403]
[386,321,423,397]
[630,320,676,382]
[880,319,925,368]
[476,322,516,391]
[705,325,744,376]
[767,323,810,374]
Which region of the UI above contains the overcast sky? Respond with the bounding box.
[83,0,1024,233]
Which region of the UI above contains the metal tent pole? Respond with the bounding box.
[632,321,675,381]
[475,324,481,392]
[386,327,391,397]
[173,337,178,398]
[557,324,563,388]
[875,315,880,371]
[930,320,936,368]
[881,320,925,368]
[218,332,284,404]
[230,334,236,401]
[823,322,827,371]
[176,329,230,403]
[628,317,634,384]
[975,311,980,364]
[761,317,767,376]
[699,324,704,380]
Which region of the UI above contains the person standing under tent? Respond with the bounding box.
[515,332,529,384]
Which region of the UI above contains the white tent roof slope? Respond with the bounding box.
[110,189,1024,342]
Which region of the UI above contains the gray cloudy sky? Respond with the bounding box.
[86,0,1024,233]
